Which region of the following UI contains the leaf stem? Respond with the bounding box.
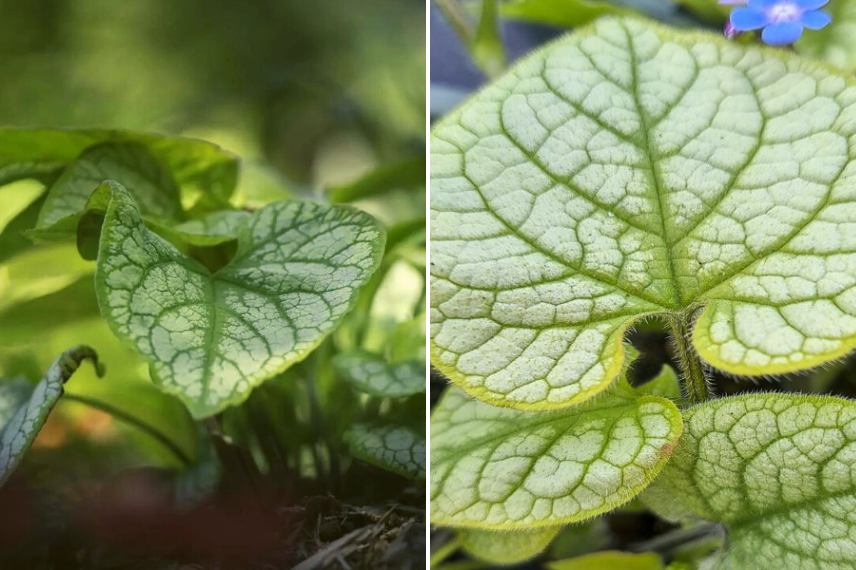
[628,522,721,554]
[63,394,192,467]
[667,313,711,404]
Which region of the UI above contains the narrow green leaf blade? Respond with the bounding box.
[95,183,385,418]
[0,345,101,485]
[547,550,663,570]
[502,0,628,29]
[430,387,682,528]
[644,393,856,568]
[345,422,425,479]
[431,16,856,411]
[458,526,562,565]
[332,351,424,397]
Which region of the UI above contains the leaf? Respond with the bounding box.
[797,0,856,72]
[458,526,562,565]
[547,550,663,570]
[0,345,101,486]
[430,16,856,411]
[327,155,425,204]
[34,142,182,239]
[332,351,424,397]
[635,364,681,401]
[0,128,238,201]
[430,386,682,528]
[95,182,385,418]
[672,0,728,22]
[643,393,856,568]
[502,0,628,29]
[345,422,425,478]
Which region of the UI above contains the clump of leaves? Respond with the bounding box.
[0,127,425,567]
[430,15,856,568]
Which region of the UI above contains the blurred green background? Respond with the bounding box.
[0,0,425,473]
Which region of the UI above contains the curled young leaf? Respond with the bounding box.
[644,393,856,568]
[0,345,101,486]
[431,17,856,411]
[431,387,682,529]
[95,183,385,418]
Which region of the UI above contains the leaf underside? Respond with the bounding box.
[95,183,385,418]
[644,393,856,568]
[430,387,682,529]
[431,17,856,411]
[345,422,425,479]
[458,525,563,565]
[0,345,101,486]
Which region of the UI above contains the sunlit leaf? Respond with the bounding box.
[431,17,856,411]
[95,182,385,417]
[430,385,682,528]
[644,393,856,568]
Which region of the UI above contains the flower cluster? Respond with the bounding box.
[719,0,832,45]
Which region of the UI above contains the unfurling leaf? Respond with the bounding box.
[431,17,856,411]
[333,351,424,397]
[644,393,856,568]
[0,345,101,486]
[345,422,425,479]
[430,387,682,528]
[95,183,385,418]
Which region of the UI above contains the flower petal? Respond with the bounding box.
[731,8,769,31]
[802,9,832,29]
[762,21,804,44]
[797,0,829,10]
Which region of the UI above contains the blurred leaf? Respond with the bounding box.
[547,551,664,570]
[549,519,611,559]
[345,422,425,478]
[387,315,426,363]
[333,351,424,397]
[797,0,856,72]
[0,244,92,313]
[674,0,728,22]
[502,0,629,28]
[153,209,252,247]
[458,526,562,565]
[0,345,101,486]
[0,190,45,264]
[634,364,681,401]
[0,127,238,208]
[327,154,424,203]
[31,142,182,242]
[472,0,507,77]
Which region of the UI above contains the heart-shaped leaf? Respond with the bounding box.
[458,526,562,565]
[0,345,101,486]
[431,17,856,410]
[95,183,385,418]
[332,351,424,397]
[644,393,856,568]
[430,385,682,528]
[345,422,425,479]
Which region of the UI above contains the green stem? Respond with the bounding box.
[435,0,473,45]
[667,313,711,404]
[628,522,721,554]
[63,394,192,467]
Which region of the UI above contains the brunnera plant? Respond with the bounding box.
[0,127,426,491]
[430,16,856,568]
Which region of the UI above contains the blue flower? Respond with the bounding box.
[725,0,832,45]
